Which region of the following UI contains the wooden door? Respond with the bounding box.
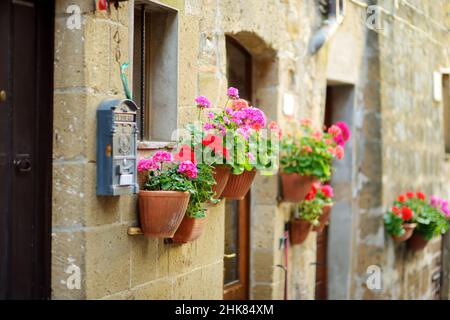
[0,0,54,299]
[223,196,250,300]
[223,36,252,300]
[315,228,328,300]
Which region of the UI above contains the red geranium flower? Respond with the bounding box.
[391,206,401,216]
[397,194,406,203]
[305,191,315,201]
[401,206,413,221]
[406,191,415,199]
[305,183,318,200]
[416,192,426,200]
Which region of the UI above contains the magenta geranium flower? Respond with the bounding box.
[152,151,173,163]
[336,122,350,141]
[195,95,211,109]
[177,160,198,179]
[204,123,216,130]
[227,87,239,99]
[137,158,160,172]
[242,107,266,130]
[320,185,334,198]
[333,121,351,146]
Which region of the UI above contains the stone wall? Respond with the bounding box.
[51,0,326,300]
[348,0,449,299]
[52,0,225,300]
[51,0,450,300]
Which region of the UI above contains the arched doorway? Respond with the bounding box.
[223,36,252,300]
[222,32,280,300]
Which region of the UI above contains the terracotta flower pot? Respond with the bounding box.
[139,190,190,238]
[172,215,207,244]
[312,203,333,233]
[211,165,231,199]
[392,223,417,242]
[221,169,257,200]
[407,232,429,251]
[280,173,316,202]
[290,219,312,245]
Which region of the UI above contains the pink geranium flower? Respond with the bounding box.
[177,160,198,179]
[152,151,173,163]
[242,107,266,130]
[232,99,249,111]
[335,145,344,159]
[332,122,351,146]
[137,158,160,172]
[312,130,323,141]
[328,125,342,137]
[195,95,211,109]
[204,123,216,130]
[321,185,334,198]
[336,121,350,141]
[227,87,239,99]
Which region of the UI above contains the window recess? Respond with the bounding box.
[133,1,178,141]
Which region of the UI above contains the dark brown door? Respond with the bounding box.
[0,0,54,299]
[223,36,252,300]
[315,228,328,300]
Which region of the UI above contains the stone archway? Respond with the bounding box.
[224,32,283,300]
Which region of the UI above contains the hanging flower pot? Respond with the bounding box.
[211,165,231,199]
[280,173,316,202]
[313,203,333,233]
[290,219,312,245]
[172,214,207,244]
[221,169,256,200]
[392,223,417,242]
[139,190,190,238]
[407,232,429,251]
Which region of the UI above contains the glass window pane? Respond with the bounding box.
[224,199,239,285]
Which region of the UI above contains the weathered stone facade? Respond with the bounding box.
[51,0,449,300]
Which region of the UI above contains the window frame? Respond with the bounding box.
[132,1,179,143]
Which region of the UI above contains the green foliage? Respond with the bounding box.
[143,167,194,192]
[412,200,449,240]
[143,164,216,219]
[383,211,405,237]
[185,164,216,218]
[298,198,325,226]
[280,131,334,182]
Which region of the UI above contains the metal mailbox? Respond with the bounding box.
[96,99,139,196]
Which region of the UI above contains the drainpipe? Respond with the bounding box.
[309,0,345,54]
